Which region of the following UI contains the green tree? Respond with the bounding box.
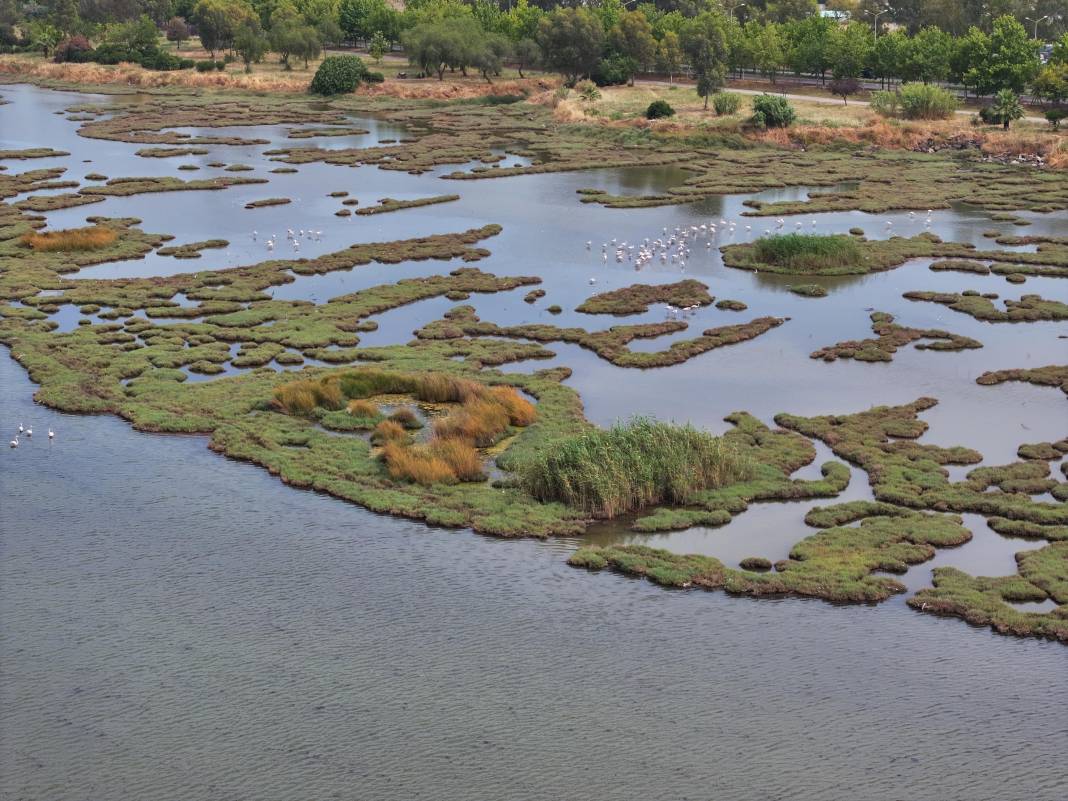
[827,21,871,79]
[950,25,988,96]
[194,0,254,57]
[900,25,952,84]
[369,28,387,62]
[656,30,682,83]
[982,15,1039,94]
[682,11,728,110]
[233,18,267,71]
[988,88,1023,129]
[338,0,381,43]
[767,0,818,24]
[608,10,656,85]
[270,19,318,69]
[402,16,483,80]
[165,15,189,48]
[536,7,604,86]
[1032,62,1068,106]
[871,29,905,87]
[746,20,785,84]
[513,37,540,77]
[29,21,62,56]
[785,15,834,83]
[502,0,543,42]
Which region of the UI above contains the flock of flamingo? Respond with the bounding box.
[9,423,53,449]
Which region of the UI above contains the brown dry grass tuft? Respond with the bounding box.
[381,441,457,485]
[273,377,344,415]
[21,225,117,252]
[347,399,379,418]
[433,397,511,447]
[428,437,484,481]
[488,386,538,426]
[371,419,408,445]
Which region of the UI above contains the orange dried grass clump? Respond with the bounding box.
[347,399,379,418]
[21,225,117,252]
[381,441,458,485]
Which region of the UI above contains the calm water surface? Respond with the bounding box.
[1,83,1066,801]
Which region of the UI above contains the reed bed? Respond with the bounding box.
[752,234,863,273]
[20,225,117,252]
[520,417,753,519]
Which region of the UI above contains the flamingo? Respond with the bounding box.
[25,427,31,437]
[18,424,23,433]
[48,428,54,439]
[9,436,17,448]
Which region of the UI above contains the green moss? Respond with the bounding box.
[354,195,460,215]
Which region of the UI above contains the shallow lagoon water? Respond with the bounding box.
[2,84,1067,800]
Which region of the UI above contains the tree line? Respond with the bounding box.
[1,0,1065,105]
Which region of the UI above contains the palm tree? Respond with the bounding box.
[990,89,1024,130]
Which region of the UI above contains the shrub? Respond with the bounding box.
[90,42,136,64]
[363,71,384,84]
[1047,108,1067,130]
[20,226,117,252]
[310,55,368,96]
[575,79,601,102]
[346,399,379,418]
[751,94,795,128]
[138,49,183,71]
[215,60,226,71]
[896,83,958,120]
[53,35,92,63]
[870,90,899,117]
[519,417,753,518]
[751,234,863,273]
[371,419,408,445]
[711,91,741,116]
[179,58,195,69]
[645,99,675,119]
[592,54,634,87]
[195,59,215,72]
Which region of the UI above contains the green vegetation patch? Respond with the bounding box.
[354,195,460,215]
[157,239,230,259]
[811,312,981,363]
[576,279,712,315]
[903,291,1068,322]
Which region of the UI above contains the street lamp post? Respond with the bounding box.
[870,7,889,42]
[1025,15,1051,40]
[727,2,746,22]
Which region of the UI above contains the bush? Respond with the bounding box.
[215,60,226,71]
[179,58,195,69]
[195,59,215,72]
[711,91,741,116]
[645,99,675,119]
[1047,108,1067,130]
[53,35,92,63]
[896,83,958,120]
[139,50,183,71]
[751,94,795,128]
[575,79,600,102]
[310,55,368,95]
[90,42,137,64]
[519,417,753,519]
[870,89,899,117]
[592,54,634,87]
[364,70,384,83]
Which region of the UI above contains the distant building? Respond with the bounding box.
[818,5,851,24]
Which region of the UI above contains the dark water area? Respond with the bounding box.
[2,83,1067,801]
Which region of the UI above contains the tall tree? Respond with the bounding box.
[681,10,728,109]
[608,10,656,84]
[536,7,604,85]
